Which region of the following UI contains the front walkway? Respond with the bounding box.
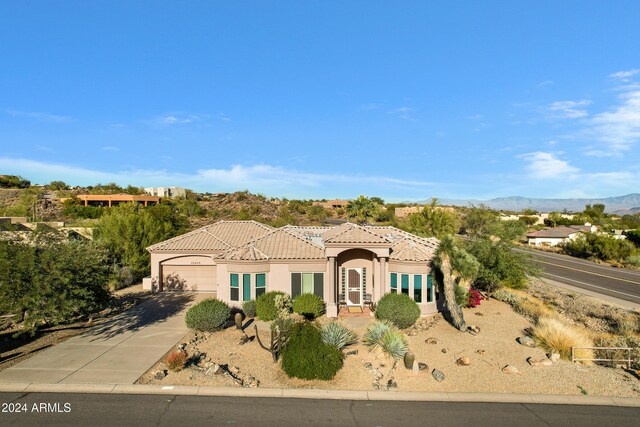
[0,293,206,385]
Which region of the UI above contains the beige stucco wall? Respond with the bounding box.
[146,252,219,291]
[387,261,438,315]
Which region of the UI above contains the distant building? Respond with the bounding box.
[144,187,186,198]
[526,223,596,246]
[395,207,422,218]
[312,199,350,209]
[76,194,160,207]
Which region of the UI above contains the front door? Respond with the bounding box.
[347,268,362,306]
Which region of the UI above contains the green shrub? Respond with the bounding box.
[625,254,640,268]
[185,298,230,331]
[375,292,420,329]
[362,320,407,360]
[242,300,257,318]
[281,322,344,380]
[293,293,325,319]
[256,291,287,321]
[320,321,357,350]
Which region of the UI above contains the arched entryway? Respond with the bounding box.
[336,248,375,308]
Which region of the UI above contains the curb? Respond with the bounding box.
[1,383,639,407]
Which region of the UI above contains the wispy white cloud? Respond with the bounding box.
[0,157,435,197]
[387,106,414,120]
[546,100,592,119]
[148,112,206,126]
[518,151,579,178]
[102,146,119,151]
[609,68,640,82]
[537,80,554,87]
[7,109,72,123]
[587,89,640,156]
[361,103,382,111]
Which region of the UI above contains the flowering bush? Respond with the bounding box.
[467,289,484,308]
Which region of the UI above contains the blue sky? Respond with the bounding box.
[1,1,639,201]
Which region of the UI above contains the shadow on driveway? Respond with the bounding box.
[82,293,197,341]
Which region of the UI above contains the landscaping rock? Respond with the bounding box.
[467,325,480,336]
[345,349,358,356]
[385,378,398,390]
[372,382,380,390]
[364,362,373,369]
[238,334,249,345]
[456,357,471,366]
[154,370,167,380]
[432,369,445,382]
[418,362,429,371]
[441,348,447,354]
[517,336,536,348]
[549,353,561,362]
[474,312,484,316]
[177,343,186,351]
[205,363,221,376]
[372,369,384,380]
[502,365,520,375]
[475,349,485,355]
[425,337,437,345]
[528,357,552,367]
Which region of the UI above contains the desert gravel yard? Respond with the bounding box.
[138,298,640,398]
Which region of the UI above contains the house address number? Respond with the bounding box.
[191,261,201,265]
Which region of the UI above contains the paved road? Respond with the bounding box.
[515,248,640,306]
[0,293,204,385]
[0,393,638,426]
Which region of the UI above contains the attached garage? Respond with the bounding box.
[160,256,217,292]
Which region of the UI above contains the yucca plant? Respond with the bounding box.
[380,329,408,360]
[363,321,407,360]
[321,321,358,350]
[363,321,392,349]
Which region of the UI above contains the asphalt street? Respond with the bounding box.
[515,248,640,306]
[1,393,639,426]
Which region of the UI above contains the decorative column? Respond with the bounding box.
[326,256,337,317]
[378,257,387,301]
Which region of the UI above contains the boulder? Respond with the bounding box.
[502,365,520,374]
[364,362,373,370]
[425,337,437,345]
[385,379,398,390]
[432,369,445,382]
[154,370,167,380]
[467,325,480,336]
[517,336,536,348]
[549,353,561,362]
[345,349,358,356]
[418,362,429,371]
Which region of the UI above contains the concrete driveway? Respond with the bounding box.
[0,293,208,385]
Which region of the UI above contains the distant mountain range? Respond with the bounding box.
[415,193,640,213]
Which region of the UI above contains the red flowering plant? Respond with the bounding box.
[466,289,484,308]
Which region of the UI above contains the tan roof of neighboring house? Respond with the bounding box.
[224,228,325,260]
[323,223,389,244]
[526,226,580,239]
[147,220,274,252]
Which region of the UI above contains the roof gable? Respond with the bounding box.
[224,228,325,260]
[323,223,389,244]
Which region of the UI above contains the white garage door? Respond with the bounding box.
[161,265,217,292]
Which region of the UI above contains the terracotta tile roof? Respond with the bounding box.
[389,237,437,262]
[323,223,389,244]
[526,226,581,238]
[225,228,325,260]
[147,220,274,252]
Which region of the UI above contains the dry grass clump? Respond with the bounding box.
[533,316,594,362]
[493,289,553,322]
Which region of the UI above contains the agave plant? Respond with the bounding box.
[363,321,408,360]
[321,321,358,350]
[362,321,392,349]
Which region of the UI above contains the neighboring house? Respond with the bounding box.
[145,220,441,317]
[312,199,350,209]
[144,187,186,198]
[526,224,595,246]
[75,194,160,207]
[395,206,421,218]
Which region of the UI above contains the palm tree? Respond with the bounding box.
[346,195,379,225]
[433,235,479,331]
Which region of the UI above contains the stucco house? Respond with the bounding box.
[526,224,596,246]
[145,220,441,317]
